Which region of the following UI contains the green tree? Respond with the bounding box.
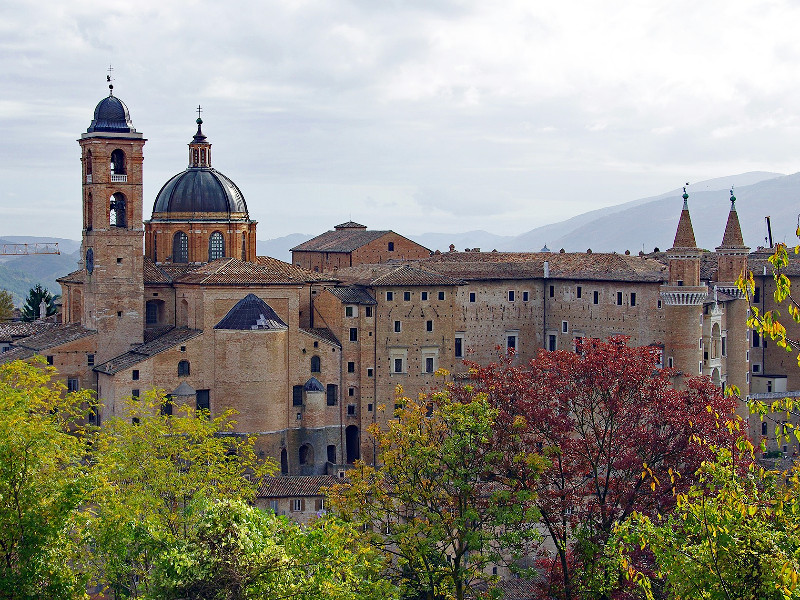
[614,437,800,600]
[88,392,274,598]
[20,283,58,322]
[0,359,95,599]
[0,289,13,322]
[150,500,396,600]
[328,383,542,600]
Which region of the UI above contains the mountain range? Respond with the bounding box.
[1,171,794,306]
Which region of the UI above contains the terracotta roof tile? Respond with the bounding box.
[291,228,393,253]
[334,263,464,287]
[300,327,341,347]
[325,285,378,305]
[0,321,58,342]
[0,324,96,364]
[174,257,320,286]
[56,268,85,284]
[256,475,340,498]
[93,327,202,374]
[143,257,173,284]
[254,256,330,281]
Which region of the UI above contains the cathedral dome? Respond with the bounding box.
[152,168,248,215]
[87,93,136,133]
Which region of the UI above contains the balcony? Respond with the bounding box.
[111,174,127,183]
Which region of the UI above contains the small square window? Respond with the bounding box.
[426,320,433,332]
[180,346,186,352]
[365,306,373,317]
[522,291,529,302]
[386,291,394,301]
[469,292,476,303]
[367,368,374,377]
[87,353,95,366]
[421,291,428,301]
[438,291,445,300]
[349,328,358,342]
[345,306,354,317]
[394,320,401,333]
[562,321,568,333]
[116,257,122,264]
[347,404,356,415]
[347,361,355,373]
[132,369,139,381]
[508,290,515,302]
[404,291,411,301]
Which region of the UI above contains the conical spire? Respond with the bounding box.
[718,188,745,248]
[672,187,697,249]
[188,107,212,168]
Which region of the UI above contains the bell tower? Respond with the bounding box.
[79,79,146,362]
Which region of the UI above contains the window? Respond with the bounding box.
[421,291,428,301]
[753,363,762,374]
[327,445,336,463]
[699,361,703,374]
[593,291,599,304]
[347,361,355,373]
[368,403,373,412]
[388,242,395,251]
[507,335,516,350]
[677,280,684,286]
[394,358,404,373]
[132,369,139,380]
[348,387,355,397]
[548,334,556,351]
[293,499,303,512]
[549,285,554,298]
[116,257,123,264]
[46,355,54,365]
[173,231,188,263]
[132,389,140,399]
[455,335,463,358]
[657,299,663,309]
[508,290,515,302]
[326,384,338,406]
[722,337,726,357]
[403,291,411,301]
[425,357,434,373]
[668,357,674,368]
[196,389,210,412]
[469,292,476,302]
[347,404,356,415]
[394,320,401,333]
[299,446,312,467]
[109,192,127,228]
[110,148,126,175]
[577,286,582,298]
[209,231,225,261]
[562,321,568,333]
[345,306,354,317]
[754,286,761,303]
[386,291,394,301]
[762,421,768,436]
[311,356,321,373]
[269,499,279,513]
[178,360,190,377]
[293,385,303,406]
[523,291,529,301]
[349,328,358,342]
[426,320,433,332]
[438,291,445,300]
[367,368,373,377]
[67,378,79,392]
[630,292,637,307]
[365,306,373,317]
[87,353,95,366]
[753,331,760,348]
[617,291,623,305]
[161,397,173,416]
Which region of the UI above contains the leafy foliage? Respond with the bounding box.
[0,289,13,322]
[459,338,742,600]
[20,283,58,321]
[0,359,95,599]
[328,384,542,600]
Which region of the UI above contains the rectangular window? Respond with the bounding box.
[368,403,373,412]
[593,291,599,305]
[574,337,583,355]
[270,499,279,513]
[347,404,356,415]
[522,291,529,302]
[753,363,762,373]
[326,384,338,406]
[67,378,80,392]
[365,306,373,317]
[394,358,404,373]
[508,290,515,302]
[617,291,623,305]
[754,286,761,303]
[367,368,373,377]
[386,291,393,301]
[438,291,445,300]
[630,292,636,307]
[132,389,140,399]
[577,286,582,298]
[548,334,557,351]
[668,357,674,368]
[132,369,139,380]
[469,292,476,303]
[388,241,395,251]
[722,336,727,357]
[426,320,433,332]
[347,361,355,373]
[196,389,210,412]
[348,387,355,397]
[699,361,703,374]
[394,320,401,333]
[753,330,760,348]
[349,328,358,342]
[507,335,516,350]
[455,336,463,358]
[46,355,54,365]
[421,291,428,301]
[404,291,411,301]
[292,499,302,512]
[657,299,662,309]
[562,321,568,333]
[425,357,434,373]
[345,306,354,317]
[293,385,303,406]
[549,285,554,298]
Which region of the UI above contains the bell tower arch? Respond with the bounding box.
[79,80,146,361]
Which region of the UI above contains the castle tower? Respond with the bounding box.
[714,189,750,409]
[79,81,146,361]
[660,188,707,382]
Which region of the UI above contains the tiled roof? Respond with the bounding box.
[334,221,367,229]
[672,208,698,249]
[0,346,36,363]
[144,257,173,284]
[93,327,202,375]
[157,263,199,280]
[213,294,288,331]
[300,327,341,347]
[325,286,378,305]
[748,248,800,277]
[493,579,538,600]
[0,324,96,364]
[56,269,85,284]
[256,475,340,498]
[303,377,324,392]
[420,252,666,282]
[174,257,317,286]
[0,321,57,342]
[290,229,392,253]
[334,263,464,287]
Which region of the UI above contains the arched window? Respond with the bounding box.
[85,149,93,181]
[178,360,190,377]
[241,233,247,259]
[178,299,189,328]
[346,425,360,463]
[85,192,93,231]
[110,149,126,175]
[299,443,314,465]
[173,231,188,263]
[310,355,321,373]
[280,448,288,475]
[109,193,126,228]
[209,231,225,261]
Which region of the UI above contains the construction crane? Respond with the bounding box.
[0,243,60,256]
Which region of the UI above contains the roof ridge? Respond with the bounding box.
[200,257,235,284]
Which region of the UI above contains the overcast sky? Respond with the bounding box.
[2,0,799,241]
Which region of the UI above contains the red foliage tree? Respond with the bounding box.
[456,337,742,600]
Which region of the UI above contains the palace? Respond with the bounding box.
[1,85,783,480]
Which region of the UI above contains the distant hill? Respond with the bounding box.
[256,233,313,263]
[0,250,80,306]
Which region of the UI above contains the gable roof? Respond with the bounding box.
[175,257,321,286]
[291,228,393,253]
[213,293,288,331]
[93,327,203,375]
[333,263,464,287]
[299,327,341,347]
[0,323,96,364]
[256,475,340,498]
